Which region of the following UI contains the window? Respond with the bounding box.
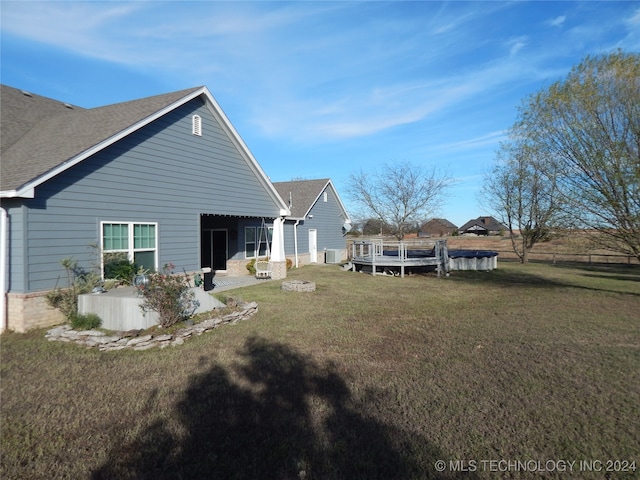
[323,191,328,202]
[102,222,157,275]
[192,115,202,136]
[244,226,273,259]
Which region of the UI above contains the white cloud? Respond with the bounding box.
[507,36,528,57]
[2,0,633,145]
[437,131,507,153]
[627,8,640,26]
[1,2,145,58]
[547,15,567,28]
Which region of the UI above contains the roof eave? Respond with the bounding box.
[0,187,35,199]
[8,87,209,199]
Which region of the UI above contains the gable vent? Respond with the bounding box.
[192,115,202,136]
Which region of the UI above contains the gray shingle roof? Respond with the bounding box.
[272,179,331,218]
[423,218,458,230]
[459,216,505,232]
[1,85,202,193]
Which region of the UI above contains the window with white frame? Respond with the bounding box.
[192,114,202,136]
[102,222,158,275]
[244,226,272,259]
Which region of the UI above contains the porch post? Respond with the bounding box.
[270,217,287,279]
[271,217,285,261]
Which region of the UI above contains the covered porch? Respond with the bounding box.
[200,214,287,279]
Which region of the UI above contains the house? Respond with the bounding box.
[272,179,351,266]
[0,84,291,332]
[419,218,458,237]
[458,216,506,236]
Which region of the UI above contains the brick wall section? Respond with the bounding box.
[270,261,287,280]
[7,292,65,333]
[227,259,290,278]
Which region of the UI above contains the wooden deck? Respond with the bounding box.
[350,239,450,277]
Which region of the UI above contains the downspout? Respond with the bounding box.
[0,206,8,333]
[293,220,300,268]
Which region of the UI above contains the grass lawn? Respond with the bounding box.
[1,262,639,479]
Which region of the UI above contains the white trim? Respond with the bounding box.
[0,207,7,333]
[192,114,202,136]
[285,180,351,223]
[309,229,318,263]
[244,225,272,260]
[100,221,158,275]
[0,188,34,199]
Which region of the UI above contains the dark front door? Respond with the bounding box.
[201,229,228,271]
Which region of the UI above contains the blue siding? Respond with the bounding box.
[283,185,348,256]
[282,221,297,256]
[13,98,283,292]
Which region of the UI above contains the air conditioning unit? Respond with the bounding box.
[325,249,342,264]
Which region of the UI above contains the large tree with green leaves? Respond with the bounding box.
[347,162,452,240]
[496,51,640,261]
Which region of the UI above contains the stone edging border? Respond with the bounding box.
[45,302,258,351]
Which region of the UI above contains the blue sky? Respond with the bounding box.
[1,1,638,227]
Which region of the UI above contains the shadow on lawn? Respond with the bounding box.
[92,336,474,480]
[451,263,640,296]
[449,267,563,289]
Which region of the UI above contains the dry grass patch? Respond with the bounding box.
[1,262,639,479]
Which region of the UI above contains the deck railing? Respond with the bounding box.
[350,239,449,277]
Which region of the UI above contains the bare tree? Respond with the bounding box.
[484,140,564,263]
[347,162,452,240]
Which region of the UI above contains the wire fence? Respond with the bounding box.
[492,250,639,266]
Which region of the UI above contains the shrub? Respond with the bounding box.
[247,257,294,273]
[139,263,197,328]
[45,258,101,321]
[103,253,137,284]
[246,258,258,275]
[70,313,102,330]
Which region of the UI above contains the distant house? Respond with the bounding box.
[273,179,351,266]
[458,216,506,236]
[419,218,458,237]
[0,84,291,332]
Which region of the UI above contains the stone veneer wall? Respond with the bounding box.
[6,292,65,333]
[225,260,249,277]
[226,259,288,279]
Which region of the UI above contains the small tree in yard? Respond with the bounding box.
[46,257,101,321]
[484,140,564,263]
[139,263,197,328]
